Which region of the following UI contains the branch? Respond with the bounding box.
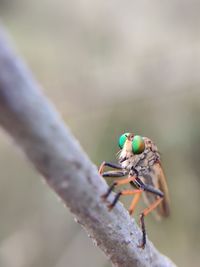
[0,25,176,267]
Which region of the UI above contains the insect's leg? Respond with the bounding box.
[102,170,126,178]
[138,197,163,249]
[107,189,142,210]
[129,191,142,215]
[99,161,122,175]
[139,214,146,249]
[102,176,136,200]
[135,177,164,198]
[101,171,127,200]
[134,177,164,248]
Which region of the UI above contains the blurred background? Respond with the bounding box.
[0,0,200,266]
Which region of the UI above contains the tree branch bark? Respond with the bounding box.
[0,25,176,267]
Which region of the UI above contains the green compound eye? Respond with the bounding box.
[118,133,130,149]
[132,135,145,154]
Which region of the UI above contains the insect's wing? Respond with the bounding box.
[142,162,170,219]
[153,162,170,217]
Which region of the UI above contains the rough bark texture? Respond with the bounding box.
[0,26,177,267]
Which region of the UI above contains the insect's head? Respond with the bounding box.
[118,132,145,155]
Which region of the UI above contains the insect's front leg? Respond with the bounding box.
[99,161,123,175]
[99,161,128,199]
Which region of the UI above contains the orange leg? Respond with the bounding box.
[107,188,142,210]
[129,191,142,215]
[99,161,106,175]
[115,177,136,186]
[142,197,163,217]
[139,197,163,249]
[102,176,136,200]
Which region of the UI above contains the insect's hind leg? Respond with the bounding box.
[134,177,164,198]
[134,177,164,248]
[138,197,163,249]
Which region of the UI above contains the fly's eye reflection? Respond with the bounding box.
[132,135,145,154]
[118,132,130,149]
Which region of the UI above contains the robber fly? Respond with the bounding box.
[99,133,170,248]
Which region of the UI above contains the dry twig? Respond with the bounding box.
[0,26,176,267]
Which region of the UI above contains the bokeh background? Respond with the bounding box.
[0,1,200,266]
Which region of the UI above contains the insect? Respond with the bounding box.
[99,132,170,248]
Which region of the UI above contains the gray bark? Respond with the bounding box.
[0,26,177,267]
